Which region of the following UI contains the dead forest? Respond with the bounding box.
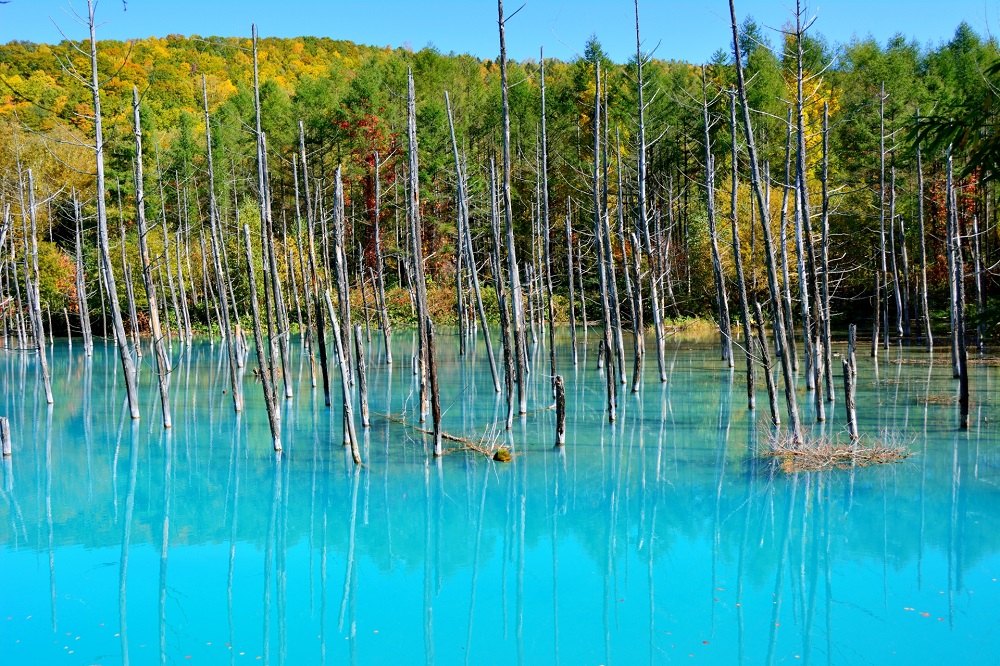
[0,0,996,460]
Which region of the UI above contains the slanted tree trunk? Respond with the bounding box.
[121,220,141,356]
[754,301,780,427]
[325,291,360,463]
[488,160,516,427]
[427,319,443,457]
[593,60,617,422]
[74,195,94,356]
[86,0,139,419]
[729,92,754,409]
[244,224,282,453]
[444,94,500,392]
[299,121,331,406]
[701,67,733,366]
[203,75,243,413]
[132,87,172,428]
[729,0,801,444]
[24,170,53,405]
[778,111,797,367]
[601,84,627,386]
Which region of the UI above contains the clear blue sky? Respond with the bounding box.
[1,0,997,63]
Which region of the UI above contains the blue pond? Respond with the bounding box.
[1,330,998,664]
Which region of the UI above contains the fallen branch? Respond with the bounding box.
[761,431,911,473]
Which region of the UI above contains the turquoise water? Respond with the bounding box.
[1,330,998,664]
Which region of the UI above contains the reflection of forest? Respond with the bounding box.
[2,339,998,591]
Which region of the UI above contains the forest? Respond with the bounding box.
[0,0,996,444]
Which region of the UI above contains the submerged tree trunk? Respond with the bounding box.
[498,0,528,417]
[729,0,801,444]
[593,60,617,423]
[635,0,666,382]
[203,75,243,414]
[74,196,94,357]
[24,170,53,405]
[371,152,393,365]
[565,200,579,366]
[132,88,172,428]
[87,0,139,419]
[407,68,431,422]
[244,224,282,453]
[701,68,733,366]
[325,291,361,464]
[915,110,933,352]
[729,92,754,409]
[541,50,558,395]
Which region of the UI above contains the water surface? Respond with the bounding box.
[1,330,998,664]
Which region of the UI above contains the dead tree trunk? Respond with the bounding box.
[701,68,733,366]
[565,200,579,366]
[947,150,960,378]
[292,155,318,383]
[778,111,797,367]
[371,152,393,365]
[499,0,528,416]
[541,50,558,394]
[325,291,361,463]
[132,87,172,428]
[299,121,331,406]
[821,103,835,401]
[244,223,282,453]
[754,301,780,427]
[794,0,825,423]
[843,359,858,441]
[427,319,443,457]
[615,128,642,393]
[888,168,904,338]
[871,251,881,358]
[915,109,933,351]
[635,0,666,382]
[24,170,53,404]
[878,83,891,349]
[488,160,516,426]
[407,69,431,422]
[353,324,370,428]
[729,92,754,409]
[0,417,9,457]
[729,0,802,444]
[121,220,141,356]
[74,195,94,356]
[203,75,243,413]
[593,60,617,423]
[554,374,566,446]
[86,0,139,419]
